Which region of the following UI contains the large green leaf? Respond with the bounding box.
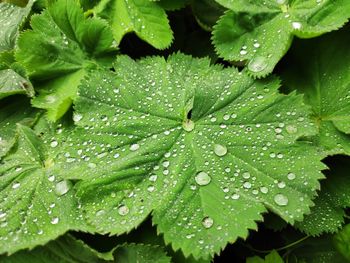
[15,0,115,121]
[0,120,94,255]
[296,156,350,236]
[282,29,350,155]
[212,0,350,78]
[94,0,173,49]
[0,235,112,262]
[0,0,34,53]
[58,54,324,259]
[0,97,37,159]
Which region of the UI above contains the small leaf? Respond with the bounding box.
[0,121,94,255]
[60,54,325,259]
[114,243,171,263]
[0,235,112,262]
[94,0,173,49]
[15,0,115,121]
[212,0,350,77]
[282,29,350,155]
[296,156,350,236]
[0,97,37,159]
[334,224,350,261]
[246,250,284,263]
[0,0,34,52]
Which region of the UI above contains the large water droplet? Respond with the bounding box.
[274,194,289,206]
[214,144,227,157]
[287,172,296,180]
[183,120,195,132]
[118,205,129,216]
[202,217,214,228]
[292,22,302,30]
[248,56,268,73]
[50,140,58,148]
[73,114,83,122]
[55,180,72,196]
[286,125,297,134]
[51,217,59,225]
[130,144,140,151]
[195,172,211,186]
[12,182,20,189]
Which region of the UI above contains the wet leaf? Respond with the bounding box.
[59,54,325,259]
[212,0,350,78]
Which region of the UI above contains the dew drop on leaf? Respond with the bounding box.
[274,194,289,206]
[195,172,211,186]
[12,182,20,189]
[118,205,130,216]
[248,56,268,73]
[73,114,83,122]
[130,143,140,151]
[286,125,298,134]
[202,217,214,229]
[54,180,72,196]
[50,217,59,225]
[287,172,296,180]
[214,144,228,157]
[50,140,58,148]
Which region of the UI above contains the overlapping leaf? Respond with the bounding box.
[15,0,115,121]
[0,0,34,53]
[94,0,173,49]
[212,0,350,77]
[296,156,350,236]
[56,53,325,259]
[0,118,94,255]
[0,235,113,262]
[282,29,350,155]
[0,52,34,100]
[0,97,37,159]
[247,250,284,263]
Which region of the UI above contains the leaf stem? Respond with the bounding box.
[244,235,310,254]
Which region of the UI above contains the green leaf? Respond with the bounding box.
[0,0,34,53]
[113,243,171,263]
[60,53,324,259]
[334,224,350,261]
[296,156,350,236]
[0,97,37,159]
[0,121,93,255]
[15,0,115,121]
[0,51,34,100]
[191,0,226,31]
[0,235,113,262]
[246,250,284,263]
[158,0,189,11]
[281,29,350,155]
[212,0,350,78]
[94,0,173,49]
[288,235,348,263]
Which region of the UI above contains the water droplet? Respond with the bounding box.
[202,217,214,228]
[55,180,72,196]
[37,230,43,235]
[287,172,296,180]
[260,187,269,194]
[149,174,157,182]
[48,175,55,182]
[274,194,289,206]
[130,144,140,151]
[0,211,6,219]
[118,205,129,216]
[96,210,105,217]
[183,120,195,132]
[292,22,302,30]
[278,181,286,189]
[243,182,252,189]
[147,185,155,192]
[50,140,58,148]
[286,125,297,134]
[73,114,83,122]
[51,217,59,224]
[214,144,227,157]
[248,56,268,73]
[195,171,211,186]
[242,172,250,179]
[231,193,240,200]
[12,182,20,189]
